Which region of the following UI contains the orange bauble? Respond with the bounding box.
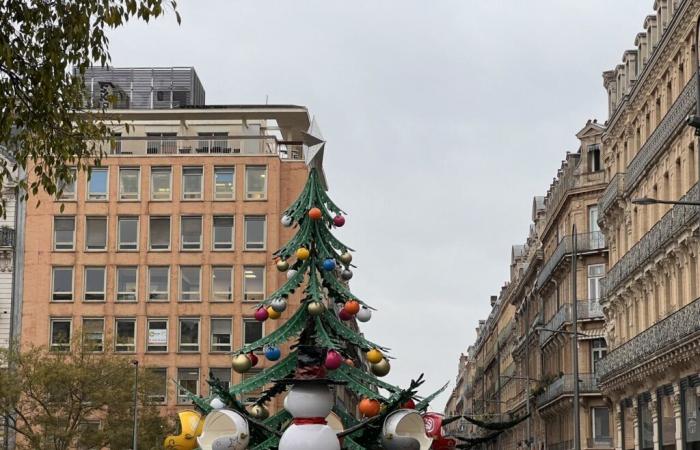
[308,208,323,220]
[358,398,381,417]
[345,358,355,367]
[344,300,360,315]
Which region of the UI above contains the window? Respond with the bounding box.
[244,216,266,250]
[116,267,138,302]
[182,167,203,200]
[50,318,71,351]
[84,267,106,302]
[243,319,263,345]
[149,216,170,250]
[180,216,202,250]
[150,167,172,200]
[592,407,611,443]
[114,318,136,353]
[82,318,104,352]
[119,168,140,200]
[591,338,607,368]
[241,370,263,404]
[177,368,199,404]
[588,264,605,301]
[178,318,200,352]
[57,168,77,200]
[212,267,233,301]
[87,168,108,200]
[85,217,107,251]
[588,145,602,172]
[243,266,265,301]
[148,266,169,301]
[147,368,168,404]
[214,167,235,199]
[54,216,75,250]
[209,368,231,391]
[52,267,73,301]
[147,319,168,352]
[245,166,267,200]
[212,216,234,250]
[210,318,232,352]
[118,217,139,251]
[179,266,201,302]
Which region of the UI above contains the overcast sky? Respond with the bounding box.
[108,0,652,412]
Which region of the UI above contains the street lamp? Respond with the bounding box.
[132,359,139,450]
[571,225,581,450]
[631,197,700,206]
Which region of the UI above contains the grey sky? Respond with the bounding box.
[108,0,651,412]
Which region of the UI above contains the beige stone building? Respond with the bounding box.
[596,1,700,450]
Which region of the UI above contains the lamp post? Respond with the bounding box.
[132,359,139,450]
[571,225,581,450]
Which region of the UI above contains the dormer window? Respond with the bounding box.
[588,144,602,172]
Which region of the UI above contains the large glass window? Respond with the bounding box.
[57,167,77,200]
[85,217,107,251]
[177,368,199,404]
[639,395,654,450]
[244,216,265,250]
[87,168,108,200]
[179,266,201,302]
[114,318,136,353]
[84,267,106,302]
[147,368,168,404]
[182,167,203,200]
[591,338,607,368]
[52,267,73,301]
[180,216,202,250]
[147,319,168,352]
[119,167,140,200]
[243,319,263,345]
[178,318,200,352]
[245,166,267,200]
[660,389,676,450]
[118,217,139,251]
[243,266,265,301]
[212,216,234,250]
[150,167,172,200]
[148,266,169,301]
[54,216,75,250]
[116,266,137,302]
[212,267,233,302]
[82,318,104,352]
[50,318,71,351]
[686,382,700,450]
[210,318,232,352]
[624,401,635,450]
[214,167,235,200]
[591,407,611,446]
[149,217,170,250]
[588,264,605,302]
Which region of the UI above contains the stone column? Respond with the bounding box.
[651,392,659,450]
[634,398,641,450]
[617,403,625,450]
[673,383,682,450]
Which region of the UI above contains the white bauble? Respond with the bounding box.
[286,269,298,280]
[279,424,340,450]
[281,215,293,227]
[270,298,288,313]
[284,384,334,418]
[210,397,226,410]
[356,307,372,323]
[197,409,250,450]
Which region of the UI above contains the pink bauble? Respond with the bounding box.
[255,307,269,322]
[338,309,352,321]
[333,215,346,227]
[325,350,343,370]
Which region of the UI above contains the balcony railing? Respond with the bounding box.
[587,437,614,448]
[0,226,15,248]
[536,232,607,290]
[602,183,699,298]
[549,440,573,450]
[536,373,599,407]
[102,135,305,160]
[597,295,700,381]
[540,300,604,346]
[625,77,697,194]
[599,173,625,220]
[497,321,515,346]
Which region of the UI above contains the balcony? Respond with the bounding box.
[536,373,599,407]
[539,300,604,346]
[0,226,15,248]
[587,437,614,448]
[599,173,625,220]
[536,232,607,290]
[497,320,515,347]
[103,135,304,160]
[597,295,700,381]
[602,183,698,298]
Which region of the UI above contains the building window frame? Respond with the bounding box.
[49,318,72,352]
[149,216,171,251]
[179,266,201,302]
[114,318,136,353]
[53,216,76,251]
[214,166,235,200]
[181,166,203,200]
[177,368,199,404]
[116,266,138,302]
[147,368,168,404]
[243,318,264,346]
[82,317,105,352]
[51,266,74,302]
[245,165,267,200]
[212,216,234,251]
[180,216,202,251]
[87,167,109,201]
[85,216,108,251]
[210,317,232,353]
[211,266,233,302]
[118,167,140,201]
[150,166,172,201]
[83,266,106,302]
[148,266,170,302]
[146,318,168,353]
[57,167,77,201]
[118,216,139,251]
[178,318,200,352]
[243,266,265,302]
[244,215,266,251]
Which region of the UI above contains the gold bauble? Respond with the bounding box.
[339,252,353,265]
[366,348,383,364]
[296,247,310,260]
[232,354,252,373]
[371,358,391,377]
[250,404,270,420]
[307,301,326,316]
[267,306,281,320]
[276,260,289,272]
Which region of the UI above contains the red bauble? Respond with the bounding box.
[333,215,346,227]
[325,350,344,370]
[308,208,323,220]
[338,309,353,321]
[248,352,259,367]
[254,307,269,322]
[402,398,416,409]
[344,300,360,315]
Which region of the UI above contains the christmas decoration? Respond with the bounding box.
[338,309,352,321]
[249,404,270,420]
[366,349,384,364]
[371,358,391,377]
[270,298,288,313]
[232,354,252,374]
[345,358,355,367]
[307,301,326,316]
[295,247,310,261]
[356,306,372,322]
[324,350,343,370]
[358,398,381,418]
[381,409,432,450]
[339,251,353,265]
[333,214,345,227]
[322,258,336,271]
[248,353,259,367]
[308,207,323,220]
[163,410,204,450]
[281,215,293,227]
[402,398,416,409]
[210,397,226,410]
[254,307,269,322]
[197,409,250,450]
[267,307,282,320]
[286,269,298,280]
[344,300,360,315]
[264,346,281,361]
[276,260,290,272]
[340,268,353,280]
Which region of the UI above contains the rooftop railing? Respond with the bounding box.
[536,373,599,407]
[536,231,607,290]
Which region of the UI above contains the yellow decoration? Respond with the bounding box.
[232,354,252,373]
[296,247,310,260]
[164,410,204,450]
[366,348,383,364]
[267,306,281,319]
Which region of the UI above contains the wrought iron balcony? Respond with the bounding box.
[497,320,515,347]
[597,295,700,381]
[539,300,604,346]
[536,232,606,290]
[625,77,696,194]
[602,183,699,298]
[599,173,625,220]
[0,226,15,248]
[536,373,599,407]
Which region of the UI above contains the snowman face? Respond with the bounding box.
[285,384,334,417]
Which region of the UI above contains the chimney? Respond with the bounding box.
[490,296,497,306]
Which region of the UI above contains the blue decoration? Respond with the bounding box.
[322,258,337,271]
[264,346,281,361]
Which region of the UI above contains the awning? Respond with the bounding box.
[579,328,606,340]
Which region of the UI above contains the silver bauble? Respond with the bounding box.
[281,215,293,227]
[340,269,353,281]
[307,301,326,316]
[339,252,353,265]
[232,354,252,373]
[250,404,270,420]
[210,397,226,410]
[276,260,289,272]
[270,298,288,313]
[371,359,391,377]
[356,307,372,323]
[286,269,298,280]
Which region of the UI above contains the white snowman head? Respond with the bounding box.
[284,384,334,418]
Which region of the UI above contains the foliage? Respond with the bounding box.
[0,0,180,216]
[0,340,170,450]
